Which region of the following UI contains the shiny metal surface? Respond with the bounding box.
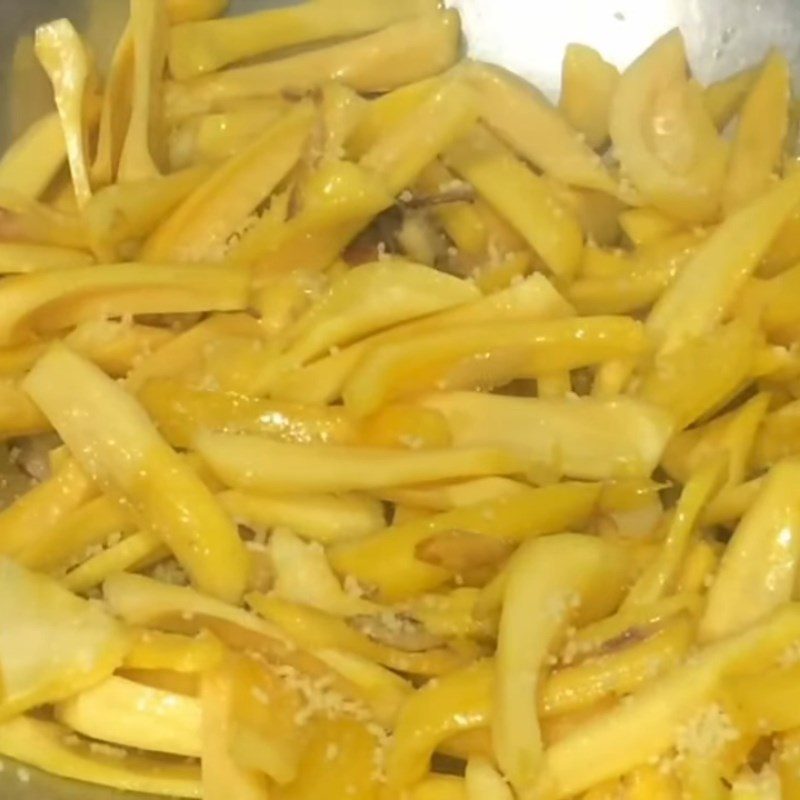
[0,0,798,796]
[3,0,800,146]
[456,0,800,98]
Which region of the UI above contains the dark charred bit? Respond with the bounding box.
[286,178,305,220]
[342,236,381,267]
[571,368,592,396]
[503,379,538,398]
[747,737,774,772]
[430,753,466,777]
[343,206,404,266]
[281,86,323,103]
[594,625,652,656]
[254,189,279,220]
[709,525,734,545]
[136,311,206,329]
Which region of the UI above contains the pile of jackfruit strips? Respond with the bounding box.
[4,0,800,798]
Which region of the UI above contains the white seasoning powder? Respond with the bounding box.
[150,558,189,586]
[271,663,371,729]
[675,704,740,761]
